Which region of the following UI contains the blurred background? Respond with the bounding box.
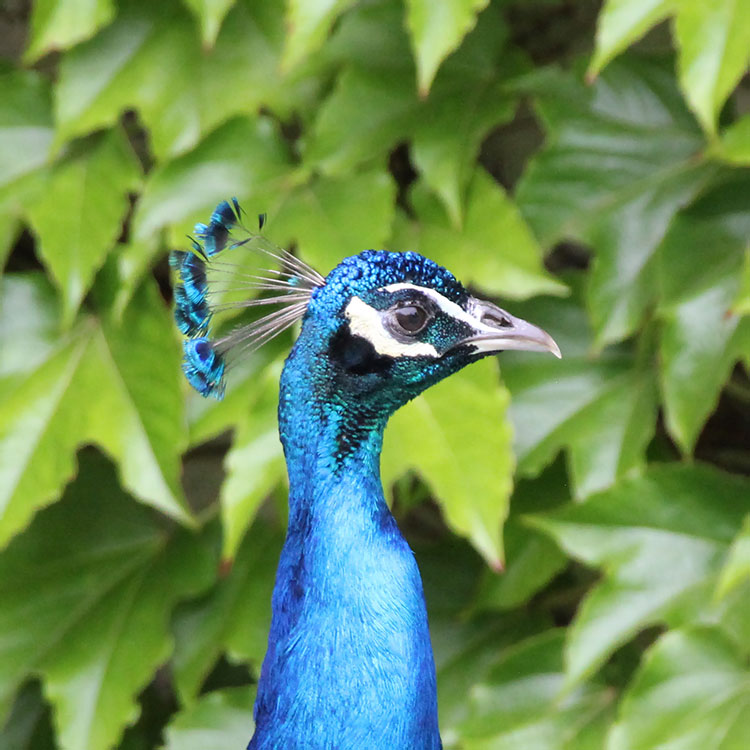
[1,0,749,748]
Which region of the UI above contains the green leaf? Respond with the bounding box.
[282,0,357,72]
[434,611,552,737]
[405,0,489,96]
[402,171,566,300]
[383,357,512,569]
[0,452,215,750]
[657,174,750,452]
[24,0,115,63]
[674,0,750,136]
[163,686,255,750]
[712,114,750,165]
[132,116,291,244]
[180,0,237,47]
[517,57,715,346]
[187,343,288,445]
[268,168,396,275]
[529,464,750,688]
[501,292,658,499]
[306,2,521,224]
[220,363,285,561]
[25,128,141,327]
[457,630,614,749]
[0,70,54,191]
[717,516,750,600]
[589,0,672,78]
[0,682,55,750]
[473,465,570,612]
[55,0,312,160]
[608,627,750,750]
[0,274,60,383]
[590,1,750,136]
[0,278,191,547]
[0,208,18,271]
[172,520,282,701]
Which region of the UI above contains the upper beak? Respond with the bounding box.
[459,297,562,358]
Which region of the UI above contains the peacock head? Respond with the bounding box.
[293,249,560,415]
[171,199,560,415]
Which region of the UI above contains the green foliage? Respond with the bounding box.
[0,0,749,748]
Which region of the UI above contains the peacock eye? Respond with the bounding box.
[393,304,430,334]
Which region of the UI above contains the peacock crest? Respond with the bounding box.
[170,199,324,399]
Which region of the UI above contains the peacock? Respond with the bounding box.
[171,199,560,749]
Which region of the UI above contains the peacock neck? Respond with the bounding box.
[249,335,442,750]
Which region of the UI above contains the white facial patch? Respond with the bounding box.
[344,295,439,358]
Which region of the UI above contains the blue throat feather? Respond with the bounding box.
[171,201,561,748]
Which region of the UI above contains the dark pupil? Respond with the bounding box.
[395,305,428,333]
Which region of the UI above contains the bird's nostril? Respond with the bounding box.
[481,311,512,328]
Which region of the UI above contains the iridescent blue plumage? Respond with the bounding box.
[194,197,244,256]
[182,338,225,399]
[170,199,323,400]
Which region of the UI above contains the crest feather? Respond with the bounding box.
[171,199,323,399]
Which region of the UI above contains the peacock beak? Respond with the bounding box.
[459,298,562,358]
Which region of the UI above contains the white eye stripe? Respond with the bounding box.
[382,283,487,332]
[345,296,439,358]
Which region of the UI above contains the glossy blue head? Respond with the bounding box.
[281,249,559,455]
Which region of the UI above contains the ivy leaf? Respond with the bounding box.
[517,57,715,346]
[282,0,357,72]
[457,630,614,749]
[501,292,658,499]
[410,40,526,228]
[172,520,282,702]
[674,0,750,136]
[0,452,215,750]
[434,611,552,736]
[590,1,750,137]
[402,172,566,300]
[588,0,671,78]
[608,627,750,749]
[716,516,750,600]
[0,70,54,192]
[55,0,309,160]
[383,357,512,569]
[268,168,396,274]
[132,116,291,244]
[24,0,115,63]
[0,682,55,750]
[657,174,750,452]
[0,277,191,548]
[220,363,285,561]
[180,0,237,47]
[0,273,59,383]
[25,128,141,328]
[529,464,750,688]
[712,114,750,166]
[187,341,288,445]
[306,2,521,224]
[163,686,255,750]
[473,465,569,613]
[405,0,489,96]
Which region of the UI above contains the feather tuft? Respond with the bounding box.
[171,198,324,399]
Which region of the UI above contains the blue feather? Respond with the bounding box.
[194,198,243,256]
[182,338,226,399]
[173,286,210,336]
